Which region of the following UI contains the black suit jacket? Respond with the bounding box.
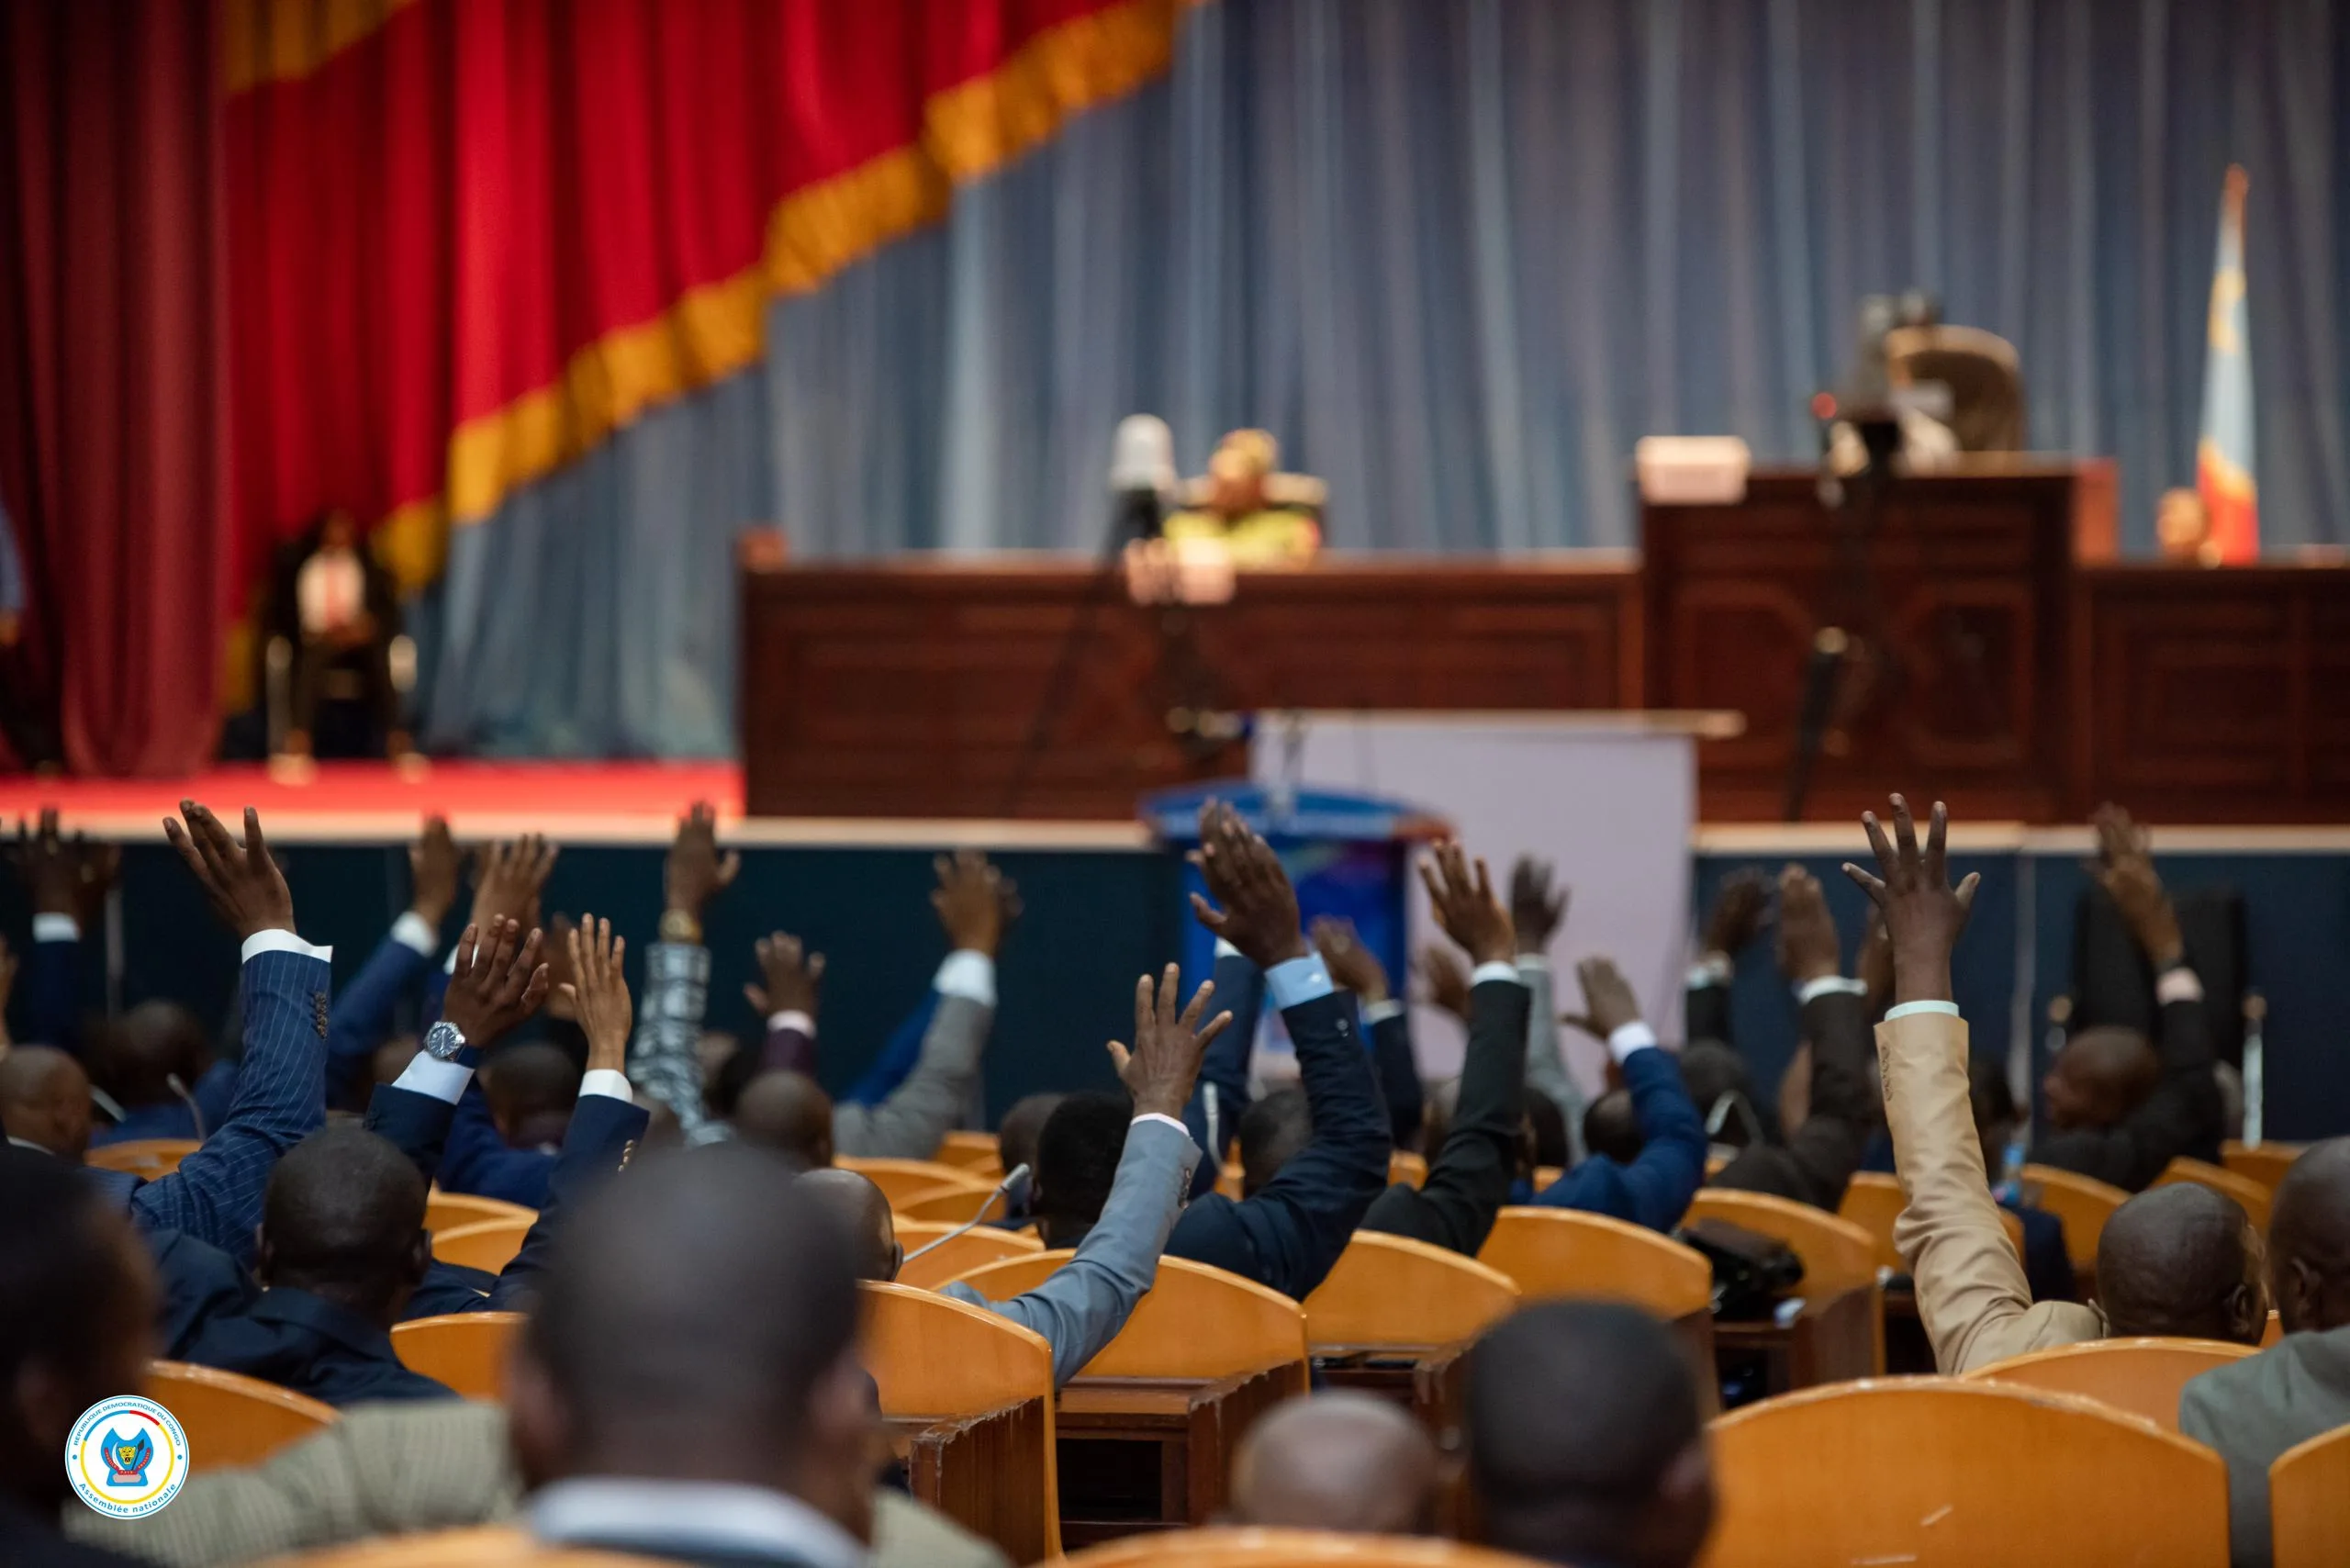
[1362,977,1529,1255]
[1712,990,1879,1212]
[0,1503,146,1568]
[179,1287,453,1406]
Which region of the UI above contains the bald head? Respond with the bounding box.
[1583,1090,1644,1165]
[2268,1137,2350,1333]
[2043,1027,2160,1132]
[0,1046,92,1162]
[796,1168,898,1282]
[2096,1182,2266,1344]
[732,1070,834,1168]
[100,1001,207,1106]
[1231,1392,1438,1536]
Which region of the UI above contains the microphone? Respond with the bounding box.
[1109,414,1174,542]
[166,1072,208,1140]
[901,1163,1033,1262]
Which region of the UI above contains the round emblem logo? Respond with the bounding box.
[65,1396,188,1518]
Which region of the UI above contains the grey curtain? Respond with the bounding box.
[421,0,2350,757]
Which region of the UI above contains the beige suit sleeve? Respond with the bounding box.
[1879,1010,2101,1372]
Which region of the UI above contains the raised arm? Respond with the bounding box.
[947,965,1224,1385]
[135,805,326,1260]
[1315,916,1418,1150]
[327,817,460,1102]
[9,808,113,1052]
[625,802,733,1144]
[1684,868,1768,1047]
[365,917,549,1184]
[747,932,824,1077]
[1509,857,1585,1162]
[1538,957,1705,1232]
[833,851,1014,1159]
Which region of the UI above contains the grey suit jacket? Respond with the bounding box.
[2180,1322,2350,1568]
[67,1400,1007,1568]
[834,992,993,1161]
[942,1115,1201,1386]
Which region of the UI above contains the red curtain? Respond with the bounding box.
[0,0,229,776]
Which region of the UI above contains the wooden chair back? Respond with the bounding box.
[892,1220,1043,1291]
[2019,1163,2128,1271]
[2271,1421,2350,1568]
[274,1525,675,1565]
[1838,1171,2022,1271]
[85,1138,201,1177]
[1960,1336,2258,1431]
[2223,1138,2305,1194]
[1701,1379,2229,1566]
[839,1156,993,1209]
[145,1361,337,1471]
[430,1216,532,1274]
[390,1312,525,1401]
[860,1281,1059,1557]
[1303,1233,1519,1351]
[2264,1310,2284,1348]
[894,1182,1017,1224]
[1059,1526,1550,1565]
[1478,1206,1711,1318]
[424,1192,537,1235]
[931,1130,1004,1177]
[2154,1156,2274,1234]
[1217,1159,1244,1200]
[1388,1150,1427,1188]
[950,1252,1310,1383]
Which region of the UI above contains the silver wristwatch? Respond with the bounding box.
[420,1021,470,1063]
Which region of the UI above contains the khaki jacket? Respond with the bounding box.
[1877,1008,2104,1372]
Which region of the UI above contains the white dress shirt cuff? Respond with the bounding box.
[1471,960,1524,989]
[32,913,78,944]
[933,950,996,1007]
[242,930,331,964]
[391,1053,472,1104]
[1363,998,1407,1025]
[1606,1021,1660,1065]
[443,945,462,975]
[1796,975,1868,1004]
[1515,954,1550,974]
[580,1069,633,1103]
[1885,1000,1963,1021]
[390,911,438,957]
[1687,953,1732,989]
[1130,1111,1190,1137]
[2156,965,2206,1005]
[1266,955,1335,1011]
[767,1010,814,1038]
[1214,937,1242,958]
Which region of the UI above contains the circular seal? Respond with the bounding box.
[65,1396,188,1519]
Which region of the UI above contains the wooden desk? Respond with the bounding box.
[1314,1343,1479,1539]
[1711,1284,1881,1407]
[1051,1365,1303,1548]
[890,1398,1050,1563]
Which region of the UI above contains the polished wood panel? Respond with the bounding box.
[1055,1366,1303,1547]
[1960,1336,2258,1432]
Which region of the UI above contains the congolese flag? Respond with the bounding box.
[2196,164,2258,563]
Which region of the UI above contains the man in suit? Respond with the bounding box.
[1356,841,1530,1257]
[1229,1392,1438,1535]
[319,817,463,1111]
[797,962,1216,1387]
[0,1148,154,1568]
[1467,1301,1715,1568]
[1527,957,1707,1234]
[1858,794,2267,1372]
[508,1143,878,1566]
[2180,1137,2350,1567]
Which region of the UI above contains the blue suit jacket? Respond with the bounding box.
[325,928,438,1103]
[1181,949,1266,1201]
[1166,989,1390,1301]
[413,969,561,1206]
[1530,1044,1706,1233]
[84,946,330,1264]
[180,1286,453,1406]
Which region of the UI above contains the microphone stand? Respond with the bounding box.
[901,1164,1034,1261]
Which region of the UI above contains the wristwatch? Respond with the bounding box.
[658,908,703,945]
[420,1021,475,1067]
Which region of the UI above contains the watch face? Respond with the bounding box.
[424,1024,464,1061]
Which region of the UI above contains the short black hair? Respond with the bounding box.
[484,1041,582,1125]
[1583,1090,1644,1165]
[1238,1086,1312,1195]
[1035,1092,1131,1229]
[0,1147,122,1405]
[997,1092,1067,1181]
[1678,1043,1756,1144]
[1521,1089,1569,1170]
[262,1126,428,1304]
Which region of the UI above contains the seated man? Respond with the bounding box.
[1527,958,1707,1233]
[1161,428,1323,566]
[1855,793,2267,1372]
[2033,805,2221,1193]
[2180,1138,2350,1568]
[90,1002,222,1145]
[794,966,1217,1388]
[1035,802,1389,1302]
[1229,1392,1438,1536]
[1466,1301,1716,1568]
[990,1091,1064,1224]
[481,1043,580,1152]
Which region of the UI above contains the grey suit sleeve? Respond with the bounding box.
[1517,956,1587,1164]
[834,992,992,1159]
[942,1116,1201,1387]
[2179,1374,2271,1568]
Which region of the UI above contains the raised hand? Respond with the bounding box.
[12,807,119,924]
[1841,794,1980,1008]
[932,850,1019,957]
[1704,868,1772,958]
[1416,944,1473,1024]
[1774,864,1842,985]
[408,815,462,926]
[1311,915,1389,1002]
[744,931,826,1017]
[1106,964,1232,1122]
[2087,802,2182,967]
[442,916,550,1048]
[1187,801,1306,968]
[164,803,295,942]
[1858,909,1895,1011]
[559,914,632,1073]
[1562,954,1643,1039]
[666,801,739,922]
[471,834,560,933]
[1508,855,1569,956]
[1421,840,1515,968]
